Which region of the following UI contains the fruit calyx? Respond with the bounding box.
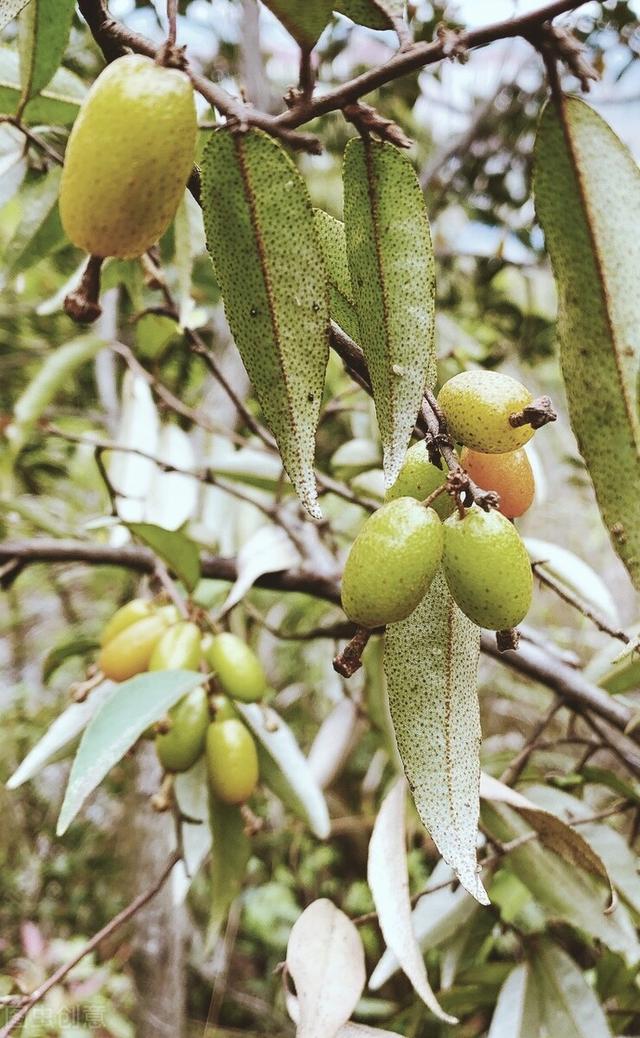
[509,394,557,431]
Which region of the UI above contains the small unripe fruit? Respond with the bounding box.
[156,604,181,626]
[211,693,237,722]
[341,498,444,628]
[442,506,533,630]
[385,442,454,519]
[437,371,534,454]
[60,54,198,259]
[205,633,266,703]
[98,614,168,682]
[156,686,209,773]
[460,447,535,519]
[149,621,202,672]
[100,598,154,647]
[206,719,259,804]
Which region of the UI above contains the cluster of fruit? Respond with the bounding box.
[342,370,546,633]
[98,600,265,804]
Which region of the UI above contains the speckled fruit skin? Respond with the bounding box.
[156,686,209,773]
[98,614,168,682]
[60,54,197,259]
[385,442,454,519]
[100,598,153,647]
[341,497,444,628]
[460,447,535,519]
[437,371,534,454]
[442,506,533,630]
[206,719,259,804]
[148,621,202,672]
[206,632,266,703]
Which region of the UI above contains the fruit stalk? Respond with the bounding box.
[63,255,103,325]
[333,625,372,678]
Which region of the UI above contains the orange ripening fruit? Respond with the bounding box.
[460,447,535,519]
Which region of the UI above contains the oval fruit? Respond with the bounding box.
[98,614,168,682]
[206,719,259,804]
[156,686,209,773]
[460,447,535,519]
[341,497,444,628]
[442,506,533,630]
[211,693,237,722]
[385,442,454,519]
[100,598,154,647]
[149,621,202,672]
[437,371,534,454]
[205,633,266,703]
[60,54,197,259]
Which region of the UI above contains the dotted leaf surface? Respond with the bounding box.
[202,129,329,519]
[0,0,30,30]
[344,138,436,487]
[384,571,487,903]
[313,208,361,343]
[534,98,640,589]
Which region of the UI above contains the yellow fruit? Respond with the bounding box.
[206,719,259,804]
[100,598,154,647]
[442,506,533,630]
[156,686,209,773]
[98,614,167,682]
[341,497,444,628]
[60,54,197,259]
[385,442,454,519]
[437,371,534,454]
[205,633,267,703]
[149,621,202,672]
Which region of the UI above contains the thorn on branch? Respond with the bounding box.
[343,101,413,149]
[333,626,372,678]
[64,255,103,325]
[509,395,557,430]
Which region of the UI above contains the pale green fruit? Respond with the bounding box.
[100,598,154,647]
[205,633,266,703]
[442,506,533,630]
[206,719,259,804]
[98,614,168,682]
[156,686,209,773]
[385,442,454,519]
[437,371,534,454]
[341,497,444,628]
[60,54,197,259]
[148,621,202,672]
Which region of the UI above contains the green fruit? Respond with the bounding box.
[206,633,266,703]
[149,621,202,672]
[206,719,259,804]
[98,614,168,682]
[156,686,209,773]
[385,442,454,519]
[437,371,534,454]
[341,497,444,628]
[60,54,197,259]
[442,506,533,630]
[100,598,154,647]
[211,693,237,722]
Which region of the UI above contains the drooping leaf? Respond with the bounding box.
[173,758,212,905]
[144,425,199,533]
[216,523,301,617]
[259,0,332,47]
[525,537,619,628]
[42,634,100,683]
[201,128,329,518]
[0,123,27,207]
[287,994,405,1038]
[286,899,365,1038]
[207,794,251,945]
[7,334,104,455]
[308,697,358,790]
[488,964,541,1038]
[586,626,640,695]
[0,43,85,123]
[335,0,405,32]
[367,779,457,1024]
[313,209,361,343]
[0,0,30,30]
[343,138,436,486]
[531,941,612,1038]
[127,523,201,592]
[57,670,203,835]
[105,371,160,506]
[18,0,75,106]
[534,98,640,589]
[7,681,115,789]
[384,571,486,903]
[235,702,330,839]
[2,166,65,283]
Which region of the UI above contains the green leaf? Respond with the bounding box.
[235,702,330,839]
[260,1,332,47]
[0,0,30,30]
[488,964,541,1038]
[201,128,330,518]
[57,670,203,835]
[384,570,486,903]
[0,43,85,124]
[3,166,65,282]
[531,941,612,1038]
[174,758,212,899]
[127,522,201,592]
[208,794,250,945]
[586,627,640,695]
[343,138,436,487]
[534,98,640,589]
[42,634,100,683]
[313,209,361,343]
[18,0,75,106]
[335,0,405,32]
[7,334,104,455]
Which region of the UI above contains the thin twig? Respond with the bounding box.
[533,561,629,644]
